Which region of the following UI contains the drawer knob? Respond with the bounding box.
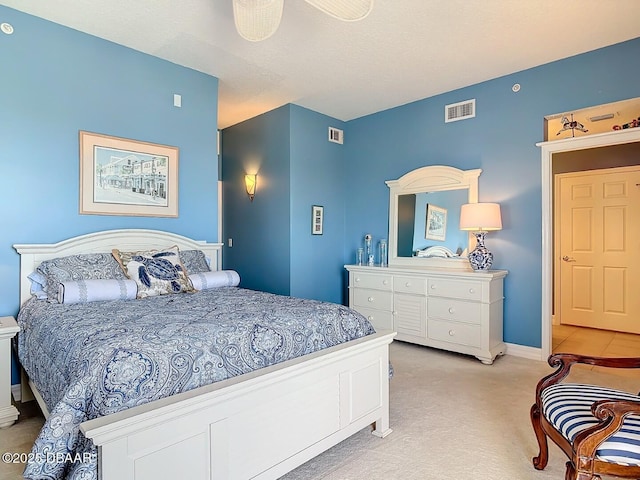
[367,315,373,321]
[368,297,374,302]
[448,330,455,336]
[383,280,389,285]
[405,282,411,287]
[448,307,455,314]
[469,288,475,294]
[430,284,436,290]
[355,277,361,282]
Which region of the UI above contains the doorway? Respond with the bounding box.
[539,128,640,360]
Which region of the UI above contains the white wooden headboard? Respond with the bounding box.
[13,229,223,305]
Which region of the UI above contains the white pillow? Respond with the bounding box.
[57,279,138,304]
[189,270,240,290]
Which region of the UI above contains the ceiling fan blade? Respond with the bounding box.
[232,0,284,42]
[304,0,373,21]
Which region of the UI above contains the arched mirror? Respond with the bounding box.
[386,165,481,270]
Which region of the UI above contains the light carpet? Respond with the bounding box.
[3,341,639,479]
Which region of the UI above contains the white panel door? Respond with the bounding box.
[556,166,640,333]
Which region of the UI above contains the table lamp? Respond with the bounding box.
[459,203,502,271]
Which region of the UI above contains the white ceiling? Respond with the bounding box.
[3,0,640,129]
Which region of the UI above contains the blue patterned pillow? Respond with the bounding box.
[37,253,128,303]
[179,249,211,274]
[113,246,195,298]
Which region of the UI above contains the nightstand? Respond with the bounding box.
[0,316,19,428]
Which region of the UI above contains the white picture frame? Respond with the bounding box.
[312,205,324,235]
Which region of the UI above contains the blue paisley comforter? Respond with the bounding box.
[17,287,375,480]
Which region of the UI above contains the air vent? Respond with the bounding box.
[328,127,343,144]
[445,99,476,123]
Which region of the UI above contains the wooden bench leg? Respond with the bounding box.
[564,461,575,480]
[531,403,549,470]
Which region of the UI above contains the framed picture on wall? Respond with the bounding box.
[312,205,324,235]
[79,131,179,217]
[425,204,447,241]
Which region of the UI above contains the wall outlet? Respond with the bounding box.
[228,238,233,247]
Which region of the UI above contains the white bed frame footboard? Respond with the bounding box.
[14,229,395,480]
[82,330,395,480]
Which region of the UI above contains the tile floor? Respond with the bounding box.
[553,323,640,377]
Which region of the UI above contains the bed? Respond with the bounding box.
[14,229,395,480]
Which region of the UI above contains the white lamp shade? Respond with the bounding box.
[459,203,502,231]
[233,0,284,42]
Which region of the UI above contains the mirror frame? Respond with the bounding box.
[386,165,481,270]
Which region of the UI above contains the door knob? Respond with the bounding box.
[562,255,576,262]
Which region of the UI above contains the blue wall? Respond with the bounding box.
[289,105,347,303]
[344,37,640,348]
[1,7,219,383]
[222,105,347,303]
[221,105,292,295]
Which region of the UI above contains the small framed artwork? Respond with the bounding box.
[79,131,179,217]
[312,205,324,235]
[425,204,447,241]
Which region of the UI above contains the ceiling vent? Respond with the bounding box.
[328,127,343,144]
[445,99,476,123]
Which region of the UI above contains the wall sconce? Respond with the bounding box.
[244,174,257,202]
[459,202,502,271]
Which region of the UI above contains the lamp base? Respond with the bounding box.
[468,232,493,271]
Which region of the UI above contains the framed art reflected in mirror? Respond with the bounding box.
[425,204,447,241]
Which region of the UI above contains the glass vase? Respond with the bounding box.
[379,239,387,267]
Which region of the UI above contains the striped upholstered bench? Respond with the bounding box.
[531,354,640,480]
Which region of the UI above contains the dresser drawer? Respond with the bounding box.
[394,275,426,295]
[428,318,480,348]
[427,278,483,301]
[354,306,394,332]
[352,288,393,311]
[351,272,393,291]
[428,297,481,324]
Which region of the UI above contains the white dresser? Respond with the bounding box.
[345,265,507,364]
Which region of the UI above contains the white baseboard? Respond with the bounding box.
[11,384,21,402]
[505,342,544,362]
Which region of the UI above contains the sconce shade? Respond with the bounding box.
[459,203,502,231]
[245,174,257,201]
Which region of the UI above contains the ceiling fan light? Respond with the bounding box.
[232,0,284,42]
[304,0,374,21]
